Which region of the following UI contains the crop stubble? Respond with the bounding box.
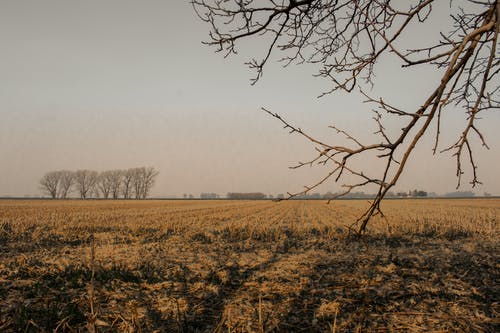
[0,199,498,332]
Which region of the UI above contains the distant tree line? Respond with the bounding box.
[444,191,475,198]
[39,167,159,199]
[227,192,267,200]
[321,190,429,199]
[200,192,220,199]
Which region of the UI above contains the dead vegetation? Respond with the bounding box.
[0,199,498,332]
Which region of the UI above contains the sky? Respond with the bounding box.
[1,0,499,197]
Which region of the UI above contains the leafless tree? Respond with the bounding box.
[140,167,160,199]
[39,168,158,200]
[122,169,135,199]
[108,170,124,199]
[132,168,143,199]
[58,170,75,199]
[74,170,99,199]
[97,171,114,199]
[39,171,61,199]
[193,0,499,234]
[131,167,159,199]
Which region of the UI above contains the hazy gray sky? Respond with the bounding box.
[1,0,499,197]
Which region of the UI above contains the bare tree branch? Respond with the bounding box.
[193,0,499,234]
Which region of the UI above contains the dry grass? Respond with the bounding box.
[0,199,498,332]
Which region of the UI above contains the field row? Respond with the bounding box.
[0,199,498,332]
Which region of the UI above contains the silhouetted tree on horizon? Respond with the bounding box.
[39,171,61,199]
[39,167,159,199]
[58,170,74,199]
[74,170,99,199]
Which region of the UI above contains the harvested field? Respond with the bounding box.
[0,199,498,332]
